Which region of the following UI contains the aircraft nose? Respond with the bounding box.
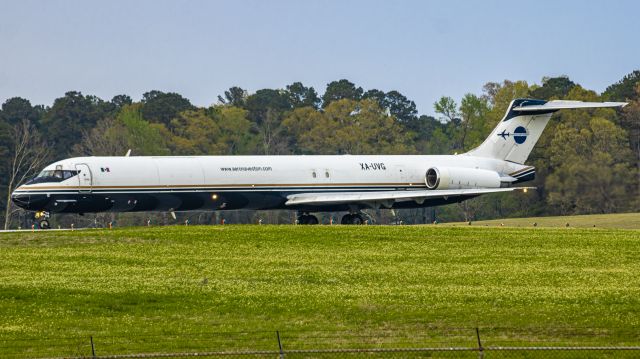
[11,191,31,209]
[11,190,49,211]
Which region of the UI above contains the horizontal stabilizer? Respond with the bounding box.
[513,100,627,112]
[285,187,534,207]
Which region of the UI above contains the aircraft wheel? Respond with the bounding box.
[342,213,365,225]
[341,214,364,225]
[39,220,50,229]
[351,214,364,225]
[299,214,319,225]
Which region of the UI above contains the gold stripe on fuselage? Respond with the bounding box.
[16,182,423,191]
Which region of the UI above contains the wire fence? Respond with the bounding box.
[2,327,639,358]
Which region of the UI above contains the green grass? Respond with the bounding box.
[0,225,639,357]
[445,212,640,229]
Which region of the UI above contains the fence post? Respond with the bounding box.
[276,330,284,358]
[90,335,96,358]
[475,327,484,359]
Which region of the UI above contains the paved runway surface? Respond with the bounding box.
[0,228,91,233]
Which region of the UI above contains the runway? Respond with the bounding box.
[0,228,91,233]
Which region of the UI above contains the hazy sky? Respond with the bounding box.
[1,0,638,115]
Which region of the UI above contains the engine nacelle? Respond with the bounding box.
[425,167,501,190]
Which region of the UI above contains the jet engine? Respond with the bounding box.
[425,167,501,190]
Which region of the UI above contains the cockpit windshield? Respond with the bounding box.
[25,168,80,185]
[36,169,79,179]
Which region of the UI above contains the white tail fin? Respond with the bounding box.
[466,99,627,164]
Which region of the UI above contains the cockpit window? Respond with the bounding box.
[26,169,79,184]
[36,170,79,179]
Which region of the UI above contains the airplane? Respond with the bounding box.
[11,98,627,228]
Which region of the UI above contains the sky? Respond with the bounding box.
[1,0,639,115]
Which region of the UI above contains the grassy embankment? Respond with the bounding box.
[444,212,640,229]
[0,221,639,356]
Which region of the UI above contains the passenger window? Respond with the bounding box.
[312,171,317,178]
[325,171,330,178]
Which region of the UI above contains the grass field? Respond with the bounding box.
[1,224,639,357]
[444,212,640,229]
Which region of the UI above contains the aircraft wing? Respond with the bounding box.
[285,187,533,207]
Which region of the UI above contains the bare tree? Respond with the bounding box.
[72,117,128,156]
[4,119,49,229]
[71,117,131,228]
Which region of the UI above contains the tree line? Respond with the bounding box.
[1,72,638,227]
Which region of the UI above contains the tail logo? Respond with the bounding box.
[513,126,528,144]
[497,126,528,144]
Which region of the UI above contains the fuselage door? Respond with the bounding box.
[75,163,92,193]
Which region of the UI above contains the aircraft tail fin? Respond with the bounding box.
[466,99,627,164]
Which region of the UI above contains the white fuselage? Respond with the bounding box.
[12,154,530,214]
[18,154,527,190]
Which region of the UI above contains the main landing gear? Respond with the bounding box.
[297,212,319,225]
[341,212,366,225]
[296,211,370,225]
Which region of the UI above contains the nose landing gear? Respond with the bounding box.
[34,211,51,229]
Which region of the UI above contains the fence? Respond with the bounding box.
[2,327,639,358]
